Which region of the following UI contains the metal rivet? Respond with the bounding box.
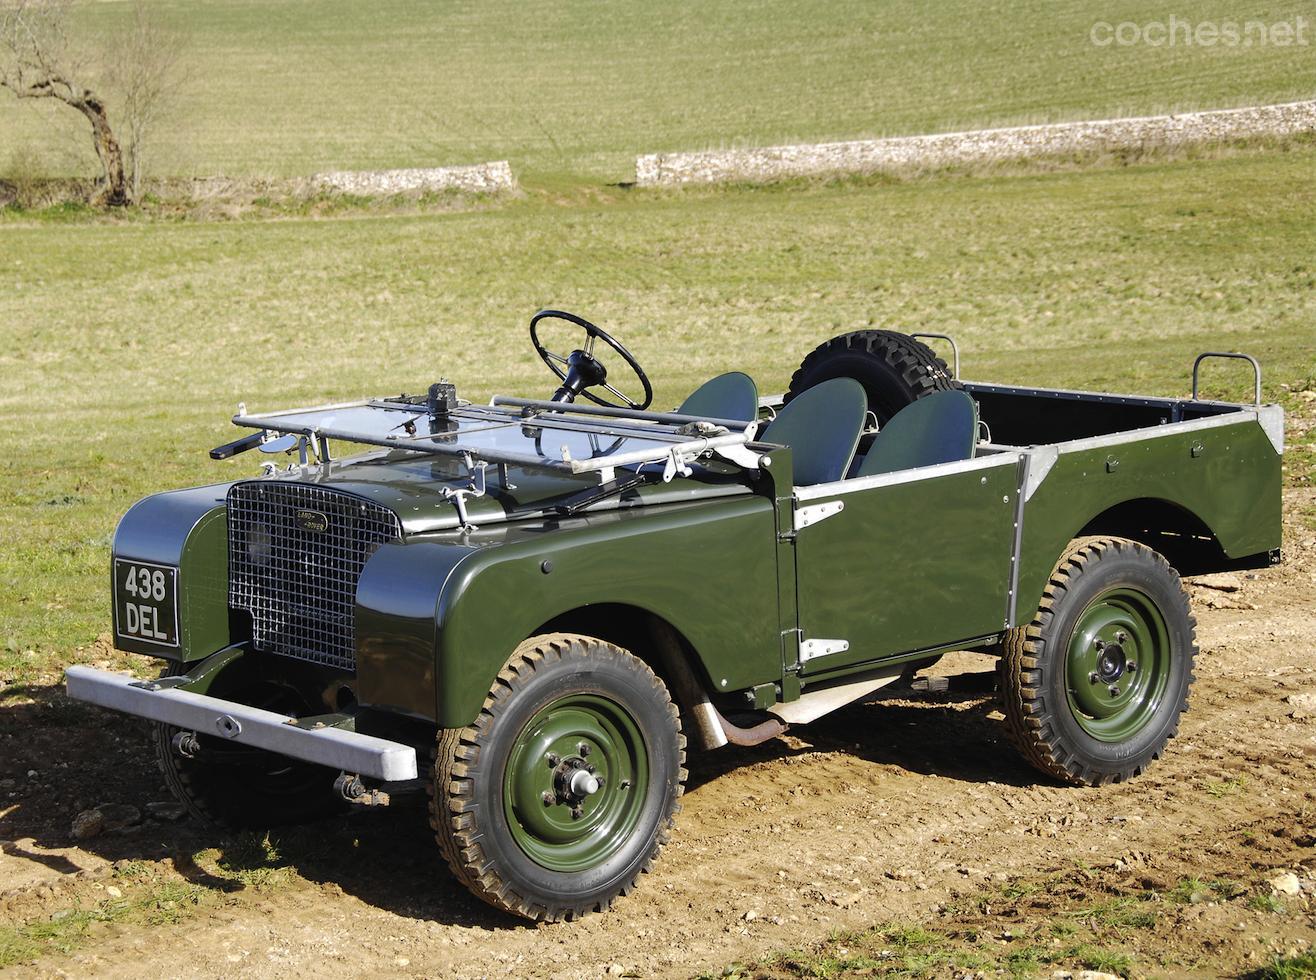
[720,678,728,687]
[980,476,987,485]
[1002,495,1009,503]
[540,559,553,574]
[760,456,772,468]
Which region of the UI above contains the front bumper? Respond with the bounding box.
[65,665,418,782]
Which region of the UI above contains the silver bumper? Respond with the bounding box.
[65,665,418,782]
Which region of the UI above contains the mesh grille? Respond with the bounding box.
[227,482,402,671]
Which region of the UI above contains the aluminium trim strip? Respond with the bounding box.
[961,380,1251,413]
[1006,454,1029,628]
[1052,410,1262,455]
[793,452,1019,502]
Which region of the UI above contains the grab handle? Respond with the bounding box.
[911,332,960,380]
[1191,352,1261,406]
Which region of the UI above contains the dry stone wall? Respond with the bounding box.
[312,160,516,194]
[635,100,1316,186]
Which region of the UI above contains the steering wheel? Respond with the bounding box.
[530,309,654,411]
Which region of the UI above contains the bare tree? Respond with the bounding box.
[105,0,186,202]
[0,0,129,205]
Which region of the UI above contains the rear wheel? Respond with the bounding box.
[786,329,962,425]
[998,537,1197,786]
[429,633,685,921]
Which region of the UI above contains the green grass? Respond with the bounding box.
[745,921,1138,978]
[0,872,207,967]
[1204,775,1250,798]
[2,0,1314,184]
[1251,950,1316,979]
[0,837,308,968]
[1,146,1313,679]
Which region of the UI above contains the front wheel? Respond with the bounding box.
[429,633,685,921]
[999,537,1197,786]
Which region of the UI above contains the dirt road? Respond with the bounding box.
[1,492,1313,978]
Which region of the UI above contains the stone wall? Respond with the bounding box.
[635,100,1316,186]
[312,160,516,195]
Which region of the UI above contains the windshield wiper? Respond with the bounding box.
[553,471,651,516]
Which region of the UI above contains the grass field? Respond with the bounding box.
[1,144,1313,676]
[1,0,1314,184]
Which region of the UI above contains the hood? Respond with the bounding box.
[248,448,754,534]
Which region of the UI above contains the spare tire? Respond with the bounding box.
[785,330,962,425]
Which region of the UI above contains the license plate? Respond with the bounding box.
[114,559,179,648]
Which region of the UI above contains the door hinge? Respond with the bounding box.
[793,499,844,532]
[798,637,849,662]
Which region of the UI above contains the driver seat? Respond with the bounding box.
[677,372,759,422]
[758,378,867,486]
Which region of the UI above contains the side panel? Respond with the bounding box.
[111,484,235,661]
[1017,418,1282,618]
[430,497,779,728]
[793,459,1018,673]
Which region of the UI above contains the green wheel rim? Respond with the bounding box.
[503,693,649,872]
[1064,586,1172,742]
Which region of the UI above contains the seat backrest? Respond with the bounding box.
[855,389,978,478]
[759,378,867,486]
[677,371,759,422]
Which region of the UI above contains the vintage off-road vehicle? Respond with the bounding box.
[68,312,1283,921]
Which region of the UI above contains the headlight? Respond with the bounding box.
[246,523,272,566]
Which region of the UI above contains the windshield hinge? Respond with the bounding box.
[442,454,488,532]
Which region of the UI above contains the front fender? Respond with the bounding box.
[112,483,235,661]
[356,497,779,729]
[435,497,779,727]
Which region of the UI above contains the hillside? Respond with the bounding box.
[1,0,1312,183]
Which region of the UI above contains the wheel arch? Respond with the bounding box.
[1073,496,1228,576]
[533,603,726,750]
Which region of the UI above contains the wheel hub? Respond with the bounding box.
[1065,588,1171,742]
[503,694,648,872]
[1096,643,1127,681]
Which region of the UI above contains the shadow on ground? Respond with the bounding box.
[0,673,1052,928]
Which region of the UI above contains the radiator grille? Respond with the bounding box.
[227,482,402,671]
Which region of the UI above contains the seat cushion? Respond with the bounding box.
[760,378,867,486]
[677,371,759,422]
[855,389,978,478]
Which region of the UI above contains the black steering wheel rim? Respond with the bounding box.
[530,309,654,410]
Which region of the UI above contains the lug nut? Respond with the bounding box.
[546,752,560,767]
[620,780,631,790]
[1116,631,1127,643]
[1126,661,1137,673]
[1094,639,1105,651]
[1108,685,1120,696]
[578,742,591,757]
[541,792,555,805]
[1089,671,1100,684]
[570,806,583,820]
[586,764,596,774]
